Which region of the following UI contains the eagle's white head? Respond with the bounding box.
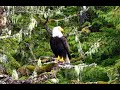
[52,26,64,37]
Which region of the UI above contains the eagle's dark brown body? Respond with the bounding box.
[50,36,71,61]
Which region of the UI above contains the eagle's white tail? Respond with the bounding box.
[65,54,70,64]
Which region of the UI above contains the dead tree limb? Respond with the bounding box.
[43,17,52,36]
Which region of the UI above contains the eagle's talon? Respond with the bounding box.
[57,56,61,60]
[59,57,64,62]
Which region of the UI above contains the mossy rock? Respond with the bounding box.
[26,65,35,72]
[35,62,57,74]
[19,76,28,80]
[17,66,31,76]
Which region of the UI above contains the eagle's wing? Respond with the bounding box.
[60,36,71,59]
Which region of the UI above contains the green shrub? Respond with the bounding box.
[107,60,120,84]
[101,55,120,66]
[84,29,120,66]
[81,66,109,82]
[56,68,78,84]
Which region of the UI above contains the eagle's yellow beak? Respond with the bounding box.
[59,27,64,32]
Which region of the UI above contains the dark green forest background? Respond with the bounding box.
[0,6,120,84]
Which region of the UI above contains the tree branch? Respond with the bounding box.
[44,17,52,36]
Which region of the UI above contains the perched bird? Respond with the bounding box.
[50,26,71,64]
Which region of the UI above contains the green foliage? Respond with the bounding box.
[107,59,120,83]
[101,55,120,66]
[2,54,21,75]
[5,6,120,66]
[0,38,21,75]
[56,68,78,84]
[14,26,53,64]
[81,66,109,82]
[0,38,19,55]
[92,6,120,31]
[113,60,120,82]
[31,27,53,57]
[56,72,68,84]
[63,6,78,16]
[0,6,120,83]
[83,28,120,65]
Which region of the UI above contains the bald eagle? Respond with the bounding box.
[50,26,71,64]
